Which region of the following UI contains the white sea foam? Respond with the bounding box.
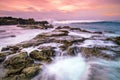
[80,40,117,47]
[0,25,55,50]
[68,31,97,38]
[33,56,88,80]
[53,20,102,24]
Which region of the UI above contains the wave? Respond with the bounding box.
[73,21,120,25]
[53,20,120,24]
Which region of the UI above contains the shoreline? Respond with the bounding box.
[0,25,120,80]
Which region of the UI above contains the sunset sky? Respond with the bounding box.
[0,0,120,20]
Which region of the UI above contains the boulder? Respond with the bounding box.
[3,52,33,69]
[80,47,115,59]
[1,46,20,53]
[30,47,55,63]
[113,37,120,45]
[0,53,6,63]
[2,52,41,80]
[67,46,78,56]
[3,65,41,80]
[22,65,40,78]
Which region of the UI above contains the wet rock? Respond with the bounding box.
[1,46,20,53]
[2,51,41,80]
[63,26,71,29]
[1,47,9,51]
[18,24,53,29]
[58,40,73,51]
[10,35,16,37]
[113,37,120,45]
[3,65,40,80]
[93,31,102,34]
[56,26,62,29]
[0,53,6,63]
[67,46,78,56]
[106,36,120,45]
[17,37,53,48]
[30,47,55,63]
[22,65,40,78]
[80,47,114,59]
[2,74,26,80]
[35,29,68,37]
[3,52,33,69]
[70,27,81,31]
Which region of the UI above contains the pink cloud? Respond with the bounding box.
[0,0,120,20]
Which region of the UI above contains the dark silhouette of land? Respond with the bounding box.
[0,16,48,25]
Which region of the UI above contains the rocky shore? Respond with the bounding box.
[0,25,120,80]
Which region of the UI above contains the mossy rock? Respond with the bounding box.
[80,47,114,59]
[0,53,6,63]
[1,46,20,53]
[30,47,55,62]
[22,65,40,78]
[3,52,33,69]
[2,73,27,80]
[67,46,78,56]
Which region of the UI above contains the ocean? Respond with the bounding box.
[53,20,120,37]
[0,20,120,80]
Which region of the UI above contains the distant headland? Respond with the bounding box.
[0,16,48,25]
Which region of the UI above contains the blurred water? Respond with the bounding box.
[0,25,54,50]
[54,21,120,37]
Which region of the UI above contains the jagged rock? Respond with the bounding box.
[80,47,115,60]
[35,29,68,38]
[0,53,6,63]
[3,52,33,69]
[30,47,55,63]
[67,46,78,56]
[1,46,20,53]
[2,51,41,80]
[63,26,71,29]
[113,37,120,45]
[56,26,62,29]
[3,65,41,80]
[22,65,40,78]
[93,31,102,34]
[70,27,81,31]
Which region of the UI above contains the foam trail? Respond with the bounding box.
[33,56,88,80]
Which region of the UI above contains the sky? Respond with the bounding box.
[0,0,120,20]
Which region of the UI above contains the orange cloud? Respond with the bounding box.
[0,0,120,20]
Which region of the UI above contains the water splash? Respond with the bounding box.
[33,56,87,80]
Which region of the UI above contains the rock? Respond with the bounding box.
[1,46,20,53]
[70,27,81,31]
[22,65,40,78]
[29,50,41,60]
[10,35,16,37]
[0,51,14,63]
[80,47,115,59]
[113,37,120,45]
[3,52,33,69]
[106,36,120,45]
[36,29,68,37]
[0,53,6,63]
[1,47,9,51]
[93,31,102,34]
[63,26,71,29]
[67,46,78,56]
[30,47,55,62]
[58,39,73,51]
[2,51,42,80]
[56,26,62,29]
[2,74,26,80]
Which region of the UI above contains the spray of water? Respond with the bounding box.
[33,56,88,80]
